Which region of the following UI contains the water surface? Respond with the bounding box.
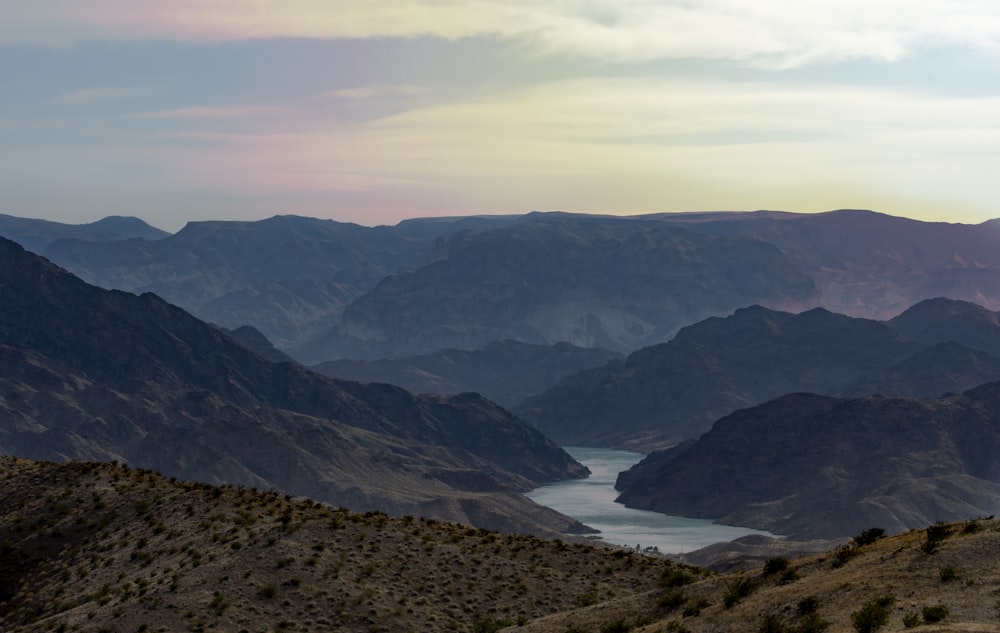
[527,446,774,553]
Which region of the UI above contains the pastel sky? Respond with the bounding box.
[3,1,1000,231]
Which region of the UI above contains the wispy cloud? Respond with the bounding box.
[8,1,1000,68]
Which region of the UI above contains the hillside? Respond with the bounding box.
[615,385,1000,539]
[0,457,673,633]
[520,300,1000,448]
[313,340,621,407]
[4,456,999,633]
[514,516,1000,633]
[0,236,587,535]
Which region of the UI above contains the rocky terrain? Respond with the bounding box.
[313,340,620,408]
[513,516,1000,633]
[520,299,1000,448]
[0,237,587,535]
[0,457,673,633]
[3,456,1000,633]
[615,384,1000,539]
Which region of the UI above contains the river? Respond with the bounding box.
[526,446,774,553]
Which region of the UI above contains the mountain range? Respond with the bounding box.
[0,236,587,535]
[8,209,1000,368]
[519,298,1000,448]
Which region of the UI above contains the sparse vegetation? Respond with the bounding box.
[851,596,894,633]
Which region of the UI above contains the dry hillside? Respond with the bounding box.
[0,456,678,633]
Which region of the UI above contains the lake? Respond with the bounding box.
[526,446,775,553]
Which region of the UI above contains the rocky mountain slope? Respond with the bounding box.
[0,236,587,535]
[303,213,821,360]
[0,212,168,253]
[615,384,1000,539]
[0,457,673,633]
[4,456,999,633]
[520,300,1000,448]
[313,340,621,407]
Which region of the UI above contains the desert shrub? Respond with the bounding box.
[779,567,800,584]
[763,557,790,575]
[921,605,948,624]
[683,597,710,617]
[575,591,598,607]
[939,565,958,582]
[759,614,788,633]
[599,619,631,633]
[660,567,696,588]
[658,590,686,610]
[831,545,859,568]
[922,523,951,554]
[797,612,830,633]
[902,611,920,628]
[961,520,981,534]
[798,596,820,616]
[852,527,886,547]
[724,577,756,608]
[851,596,894,633]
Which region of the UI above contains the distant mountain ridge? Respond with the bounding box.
[0,213,168,253]
[5,208,1000,367]
[312,340,621,407]
[519,298,1000,448]
[0,236,587,535]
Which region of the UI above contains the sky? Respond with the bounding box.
[3,2,1000,232]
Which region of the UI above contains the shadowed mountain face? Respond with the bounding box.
[0,213,168,253]
[519,299,1000,449]
[615,386,1000,539]
[312,340,621,407]
[0,237,588,535]
[301,213,820,361]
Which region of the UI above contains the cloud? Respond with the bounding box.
[141,105,287,119]
[7,1,1000,68]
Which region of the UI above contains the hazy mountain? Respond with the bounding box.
[223,324,297,364]
[615,385,1000,539]
[658,208,1000,318]
[312,340,621,407]
[520,298,1000,448]
[301,213,820,361]
[518,305,918,448]
[890,296,1000,356]
[0,213,168,252]
[41,214,442,348]
[0,237,588,535]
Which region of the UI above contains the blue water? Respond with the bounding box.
[526,446,775,553]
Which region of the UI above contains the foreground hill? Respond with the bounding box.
[520,300,1000,448]
[0,457,673,633]
[5,457,999,633]
[0,237,586,534]
[615,384,1000,539]
[514,516,1000,633]
[303,213,820,360]
[313,340,621,407]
